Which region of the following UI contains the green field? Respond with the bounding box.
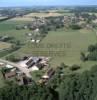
[0,20,32,44]
[0,19,97,78]
[14,28,97,71]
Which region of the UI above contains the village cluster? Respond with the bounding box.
[0,56,55,85]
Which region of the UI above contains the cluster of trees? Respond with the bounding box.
[58,65,97,100]
[75,12,97,23]
[71,7,97,13]
[81,43,97,61]
[28,16,64,33]
[47,64,97,100]
[0,81,58,100]
[0,36,12,42]
[0,8,33,18]
[87,44,97,61]
[1,63,97,100]
[46,16,64,28]
[0,36,21,45]
[69,24,82,30]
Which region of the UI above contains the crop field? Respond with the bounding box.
[14,28,97,73]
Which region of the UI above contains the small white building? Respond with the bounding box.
[31,65,39,71]
[0,62,4,66]
[36,40,40,43]
[34,28,39,33]
[28,33,32,36]
[31,39,35,43]
[42,75,49,79]
[6,64,14,68]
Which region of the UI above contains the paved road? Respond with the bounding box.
[0,59,32,78]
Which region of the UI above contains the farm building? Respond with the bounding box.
[18,56,49,71]
[39,68,55,84]
[42,68,55,79]
[16,73,32,85]
[3,67,17,79]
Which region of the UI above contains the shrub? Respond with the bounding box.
[70,65,80,71]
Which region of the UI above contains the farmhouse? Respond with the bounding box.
[3,68,17,79]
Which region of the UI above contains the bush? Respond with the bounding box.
[60,63,68,68]
[87,51,97,61]
[70,24,81,30]
[70,65,80,71]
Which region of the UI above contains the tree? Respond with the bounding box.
[0,82,56,100]
[87,51,97,61]
[70,24,81,30]
[88,45,95,52]
[70,65,80,71]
